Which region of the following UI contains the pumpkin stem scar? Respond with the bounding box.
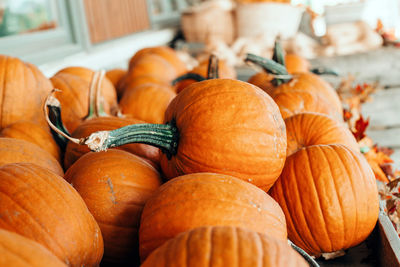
[288,240,320,267]
[171,73,206,85]
[83,119,180,159]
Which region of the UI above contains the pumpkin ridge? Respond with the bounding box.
[321,146,346,250]
[0,241,41,266]
[294,150,325,253]
[0,57,9,128]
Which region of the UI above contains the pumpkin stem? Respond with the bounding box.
[288,240,320,267]
[44,90,82,146]
[86,70,108,120]
[272,39,286,66]
[171,73,206,85]
[207,54,219,79]
[311,67,339,76]
[245,53,292,86]
[83,120,179,159]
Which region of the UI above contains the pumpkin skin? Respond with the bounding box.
[0,163,103,266]
[128,46,187,76]
[285,113,359,157]
[64,117,160,170]
[0,229,67,267]
[0,138,63,176]
[65,150,161,265]
[269,144,379,256]
[160,79,287,191]
[247,72,275,95]
[285,54,311,74]
[117,74,169,98]
[51,69,118,132]
[273,90,342,121]
[0,55,53,129]
[139,173,287,260]
[142,226,308,267]
[0,121,61,162]
[119,83,177,124]
[105,68,126,88]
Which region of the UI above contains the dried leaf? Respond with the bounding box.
[352,116,370,141]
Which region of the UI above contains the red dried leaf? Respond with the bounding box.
[343,109,352,122]
[352,115,370,141]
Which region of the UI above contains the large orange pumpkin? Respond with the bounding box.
[269,144,379,256]
[285,112,358,156]
[0,138,63,176]
[0,163,103,266]
[0,55,53,129]
[0,229,67,267]
[142,226,308,267]
[139,173,287,260]
[63,116,160,170]
[65,150,162,265]
[83,79,287,191]
[0,121,61,162]
[119,83,177,124]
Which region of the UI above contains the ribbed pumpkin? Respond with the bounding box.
[0,55,53,129]
[119,83,177,124]
[128,46,187,76]
[105,68,126,88]
[269,144,379,256]
[65,150,162,265]
[142,226,308,267]
[63,117,159,170]
[0,229,67,267]
[0,163,103,266]
[273,90,342,121]
[117,74,169,98]
[0,138,63,176]
[139,173,287,260]
[50,69,118,132]
[0,121,61,162]
[285,112,359,156]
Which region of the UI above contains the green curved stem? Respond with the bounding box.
[171,73,206,85]
[289,240,320,267]
[272,40,285,66]
[311,67,339,76]
[47,102,70,151]
[84,120,179,159]
[207,54,219,79]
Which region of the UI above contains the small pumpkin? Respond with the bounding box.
[119,83,177,124]
[0,55,53,129]
[65,150,162,265]
[142,226,308,267]
[0,163,103,266]
[0,137,63,176]
[139,173,287,260]
[269,144,379,256]
[0,229,67,267]
[0,121,61,162]
[285,112,359,157]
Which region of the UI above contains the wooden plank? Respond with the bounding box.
[378,202,400,267]
[83,0,150,44]
[367,128,400,148]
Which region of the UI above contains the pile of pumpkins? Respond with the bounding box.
[0,44,378,267]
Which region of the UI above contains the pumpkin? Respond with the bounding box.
[142,226,308,267]
[273,90,342,121]
[285,112,359,156]
[65,150,162,265]
[139,173,287,260]
[0,163,103,266]
[105,68,126,88]
[0,138,63,176]
[83,79,287,191]
[247,72,275,95]
[63,116,160,170]
[0,55,53,129]
[0,121,61,162]
[117,74,169,98]
[128,46,187,76]
[285,54,311,74]
[0,229,67,267]
[269,144,379,256]
[119,83,177,124]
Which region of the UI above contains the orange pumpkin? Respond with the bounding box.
[272,90,342,121]
[117,74,169,98]
[139,173,287,260]
[65,150,162,265]
[269,144,379,256]
[106,68,126,89]
[0,229,67,267]
[247,72,275,95]
[119,83,177,124]
[285,112,359,156]
[0,163,103,266]
[0,55,53,129]
[285,53,311,74]
[0,138,63,176]
[142,226,308,267]
[0,121,61,162]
